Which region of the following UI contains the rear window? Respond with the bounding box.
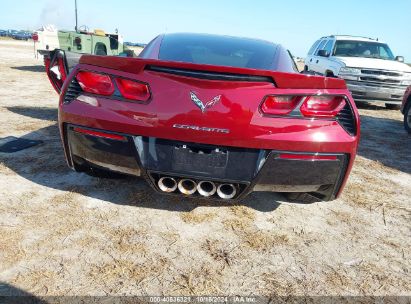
[308,40,320,55]
[158,34,277,70]
[315,39,327,55]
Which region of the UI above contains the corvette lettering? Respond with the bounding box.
[173,124,230,133]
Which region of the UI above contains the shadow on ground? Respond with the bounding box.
[10,65,45,73]
[358,113,410,174]
[0,282,46,303]
[1,106,282,212]
[7,106,57,121]
[356,101,401,111]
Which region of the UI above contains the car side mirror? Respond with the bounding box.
[395,56,404,62]
[317,50,329,57]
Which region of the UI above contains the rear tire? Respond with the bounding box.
[284,192,322,204]
[404,101,411,134]
[85,166,125,179]
[385,103,401,110]
[72,157,125,179]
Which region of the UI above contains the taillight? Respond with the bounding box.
[261,95,300,115]
[114,78,150,102]
[32,33,38,41]
[47,50,68,94]
[76,71,115,96]
[300,95,346,118]
[74,37,81,45]
[260,94,355,135]
[261,94,347,118]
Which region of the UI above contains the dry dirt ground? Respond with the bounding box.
[0,40,410,297]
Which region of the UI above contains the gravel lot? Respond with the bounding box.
[0,40,410,297]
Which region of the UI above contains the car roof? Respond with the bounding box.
[151,33,296,72]
[162,32,279,48]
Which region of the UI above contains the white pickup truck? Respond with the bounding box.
[304,35,411,108]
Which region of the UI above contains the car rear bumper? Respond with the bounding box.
[64,124,350,201]
[345,80,407,104]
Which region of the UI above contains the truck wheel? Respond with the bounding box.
[404,101,411,134]
[325,71,335,77]
[385,103,401,110]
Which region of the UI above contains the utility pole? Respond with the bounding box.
[75,0,78,32]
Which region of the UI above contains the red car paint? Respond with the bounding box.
[402,85,411,133]
[50,33,360,201]
[401,85,411,113]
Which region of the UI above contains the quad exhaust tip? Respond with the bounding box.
[217,183,237,199]
[197,181,217,197]
[158,176,237,199]
[158,177,177,193]
[178,179,197,195]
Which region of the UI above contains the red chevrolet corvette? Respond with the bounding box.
[46,33,360,202]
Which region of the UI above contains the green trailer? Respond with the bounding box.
[33,28,133,58]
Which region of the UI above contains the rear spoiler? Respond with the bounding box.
[80,55,347,89]
[46,50,347,94]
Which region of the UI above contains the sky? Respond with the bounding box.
[1,0,410,60]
